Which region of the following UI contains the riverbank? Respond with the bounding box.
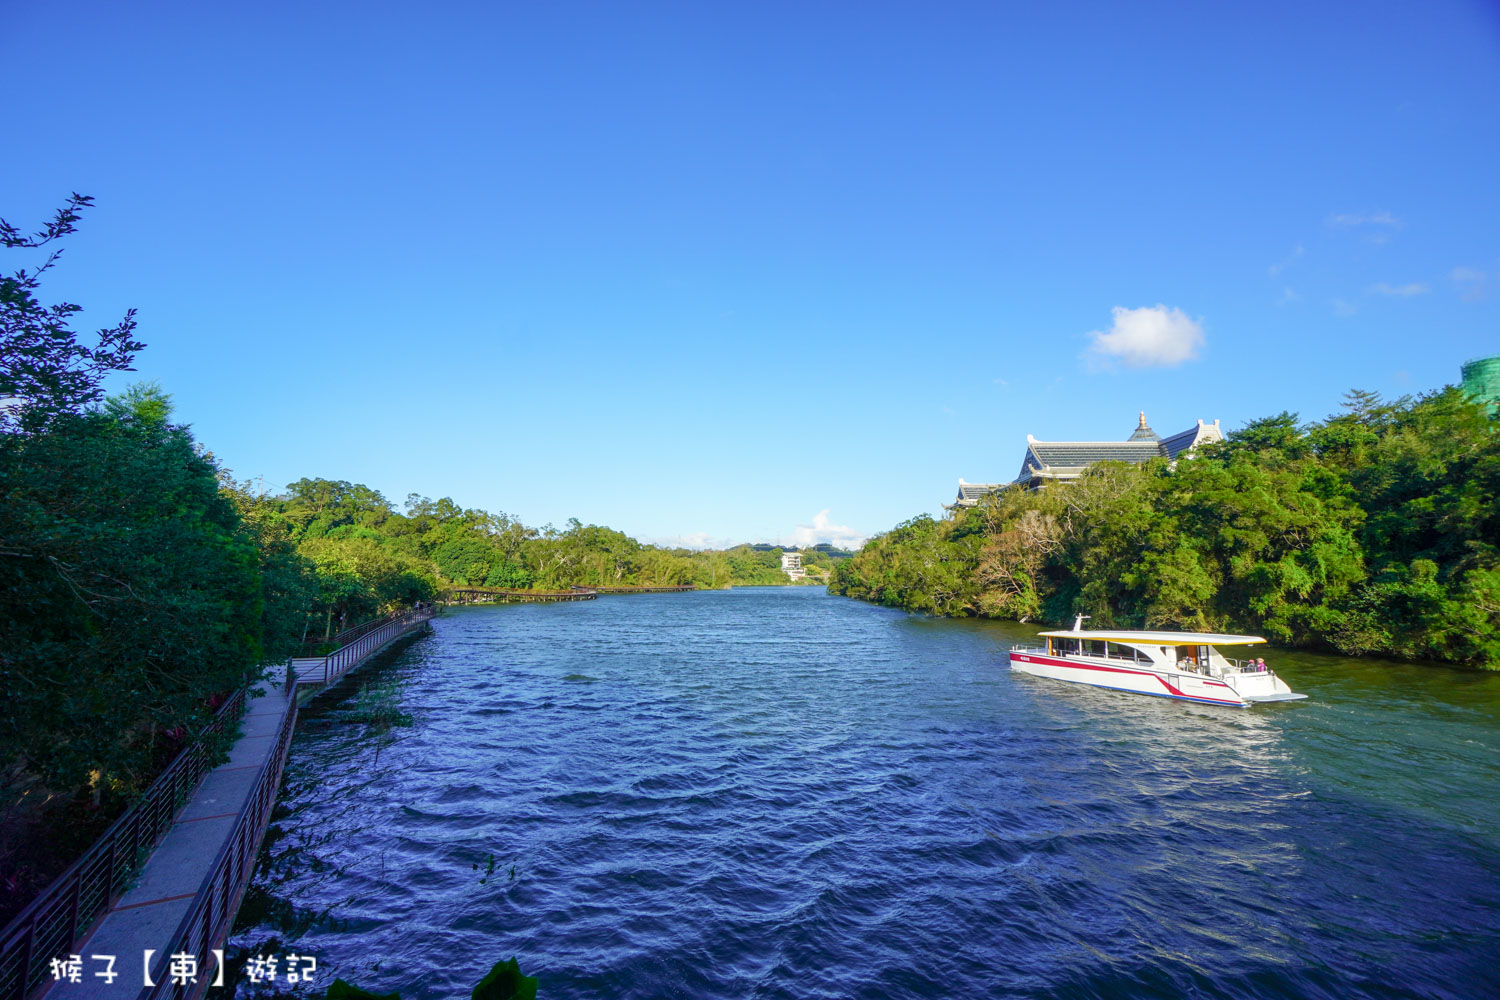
[831,387,1500,670]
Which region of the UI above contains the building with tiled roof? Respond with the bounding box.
[946,412,1223,508]
[952,480,1005,506]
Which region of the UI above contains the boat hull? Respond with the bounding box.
[1008,651,1251,707]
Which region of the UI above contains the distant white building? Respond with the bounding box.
[947,412,1225,508]
[781,551,806,580]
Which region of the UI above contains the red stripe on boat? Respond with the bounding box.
[1009,653,1243,705]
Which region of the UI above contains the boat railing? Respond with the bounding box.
[1225,656,1275,674]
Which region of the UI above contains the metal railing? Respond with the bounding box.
[144,694,298,1000]
[443,588,597,603]
[165,608,435,996]
[321,604,435,687]
[285,604,436,694]
[299,607,411,654]
[0,690,248,1000]
[4,606,436,999]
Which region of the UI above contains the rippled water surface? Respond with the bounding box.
[230,588,1500,999]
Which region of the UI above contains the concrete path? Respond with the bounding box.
[42,671,294,999]
[34,611,433,1000]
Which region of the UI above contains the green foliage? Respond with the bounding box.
[0,195,145,426]
[320,956,537,1000]
[832,387,1500,668]
[0,398,296,803]
[241,479,820,604]
[472,957,538,1000]
[348,678,413,730]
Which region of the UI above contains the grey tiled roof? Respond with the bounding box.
[1030,441,1164,467]
[1158,427,1199,459]
[957,482,1001,502]
[983,417,1224,492]
[948,481,1005,507]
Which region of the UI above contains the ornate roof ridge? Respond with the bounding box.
[1025,438,1162,446]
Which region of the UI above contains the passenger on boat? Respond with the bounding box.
[1256,658,1268,672]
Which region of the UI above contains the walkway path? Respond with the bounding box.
[42,672,293,1000]
[35,608,435,1000]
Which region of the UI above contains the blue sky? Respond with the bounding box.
[6,1,1499,548]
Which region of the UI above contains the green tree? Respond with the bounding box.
[1,195,144,425]
[1,397,269,797]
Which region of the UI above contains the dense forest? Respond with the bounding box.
[235,479,846,640]
[831,388,1500,669]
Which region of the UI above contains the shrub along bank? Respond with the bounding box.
[238,480,845,639]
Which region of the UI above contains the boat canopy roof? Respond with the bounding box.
[1038,629,1268,646]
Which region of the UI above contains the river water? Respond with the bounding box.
[227,587,1500,999]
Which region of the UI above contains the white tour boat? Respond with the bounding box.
[1008,617,1308,707]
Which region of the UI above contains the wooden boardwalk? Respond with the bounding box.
[6,606,437,1000]
[442,584,696,605]
[443,587,597,604]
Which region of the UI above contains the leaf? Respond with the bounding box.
[471,957,538,1000]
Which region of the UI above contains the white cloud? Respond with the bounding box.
[1332,298,1358,317]
[1368,282,1429,296]
[1268,243,1304,276]
[792,509,867,551]
[1277,287,1302,305]
[1084,304,1204,370]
